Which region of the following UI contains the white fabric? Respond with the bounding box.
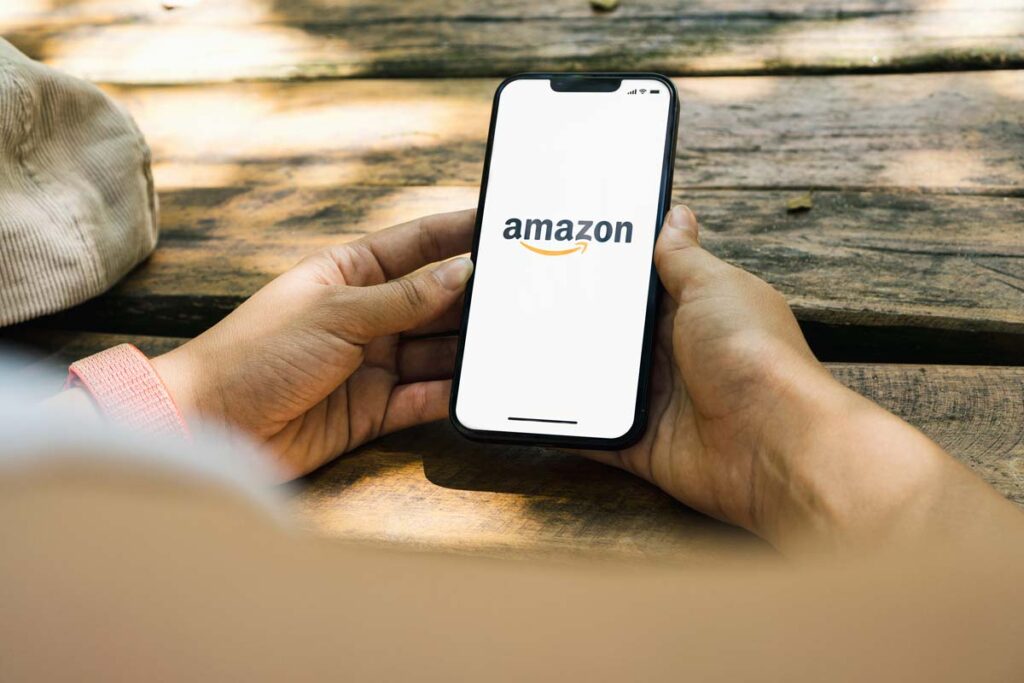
[0,350,287,518]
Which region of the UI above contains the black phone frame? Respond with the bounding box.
[448,72,679,450]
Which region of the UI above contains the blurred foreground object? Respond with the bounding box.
[0,39,157,327]
[1,355,1023,681]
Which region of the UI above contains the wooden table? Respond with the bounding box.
[3,0,1022,563]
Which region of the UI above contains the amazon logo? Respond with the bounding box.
[502,217,633,256]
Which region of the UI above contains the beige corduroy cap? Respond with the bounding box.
[0,39,158,327]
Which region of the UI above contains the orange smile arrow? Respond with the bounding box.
[519,240,589,256]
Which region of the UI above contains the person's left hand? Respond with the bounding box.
[152,210,475,480]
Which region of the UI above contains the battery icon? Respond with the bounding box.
[650,89,661,94]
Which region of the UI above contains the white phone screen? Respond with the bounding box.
[454,77,674,440]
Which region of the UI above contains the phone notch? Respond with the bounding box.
[549,76,622,93]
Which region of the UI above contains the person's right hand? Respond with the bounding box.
[151,211,475,482]
[581,205,998,552]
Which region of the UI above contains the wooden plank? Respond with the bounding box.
[99,73,1024,193]
[2,0,1023,83]
[30,73,1024,352]
[8,331,1023,560]
[44,186,1024,342]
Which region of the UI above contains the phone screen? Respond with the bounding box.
[453,76,675,442]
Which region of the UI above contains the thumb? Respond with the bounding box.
[654,205,719,301]
[335,256,473,341]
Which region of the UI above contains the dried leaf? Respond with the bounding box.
[590,0,620,12]
[786,193,813,213]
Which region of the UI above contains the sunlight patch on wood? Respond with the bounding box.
[109,84,485,162]
[356,187,478,233]
[681,76,778,104]
[982,70,1024,101]
[883,149,993,188]
[774,21,903,67]
[0,0,54,23]
[727,5,1023,72]
[291,457,542,549]
[154,159,376,191]
[917,0,1024,39]
[43,24,339,84]
[153,162,241,190]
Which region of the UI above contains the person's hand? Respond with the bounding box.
[579,204,829,541]
[152,210,474,480]
[581,205,1010,552]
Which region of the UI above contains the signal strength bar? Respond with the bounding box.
[627,89,638,94]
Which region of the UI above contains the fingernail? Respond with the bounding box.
[436,256,474,290]
[667,205,690,230]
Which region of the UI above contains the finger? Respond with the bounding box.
[653,204,723,302]
[342,209,476,283]
[402,294,464,337]
[332,257,474,342]
[380,380,451,435]
[397,336,458,383]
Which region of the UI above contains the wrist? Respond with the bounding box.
[151,344,207,422]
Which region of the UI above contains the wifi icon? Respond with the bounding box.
[639,88,647,94]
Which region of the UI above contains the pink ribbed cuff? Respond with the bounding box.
[66,343,190,440]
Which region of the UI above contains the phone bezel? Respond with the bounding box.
[448,72,679,450]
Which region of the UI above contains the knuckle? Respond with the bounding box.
[409,385,432,421]
[322,243,353,267]
[394,276,428,309]
[300,248,339,274]
[417,219,444,261]
[301,245,358,286]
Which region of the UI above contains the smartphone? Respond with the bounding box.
[450,73,678,449]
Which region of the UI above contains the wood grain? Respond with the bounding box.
[7,331,1022,560]
[28,73,1024,351]
[829,363,1024,505]
[2,0,1023,83]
